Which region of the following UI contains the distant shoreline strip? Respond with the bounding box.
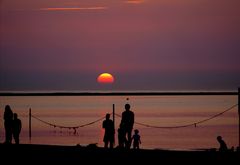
[0,92,237,96]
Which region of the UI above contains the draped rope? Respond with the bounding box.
[115,104,238,129]
[31,114,107,134]
[31,104,237,130]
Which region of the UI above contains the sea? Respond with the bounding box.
[0,93,238,150]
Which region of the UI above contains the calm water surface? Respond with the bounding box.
[0,95,238,150]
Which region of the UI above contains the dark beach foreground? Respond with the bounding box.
[0,143,239,164]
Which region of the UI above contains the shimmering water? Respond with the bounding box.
[0,95,238,150]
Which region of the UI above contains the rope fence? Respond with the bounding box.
[31,114,107,135]
[116,104,238,129]
[30,103,238,134]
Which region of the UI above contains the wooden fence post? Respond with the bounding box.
[29,108,31,141]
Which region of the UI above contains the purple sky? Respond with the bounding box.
[0,0,240,91]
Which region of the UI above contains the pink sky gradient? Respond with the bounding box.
[0,0,240,91]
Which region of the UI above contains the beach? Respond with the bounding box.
[0,95,238,150]
[1,0,240,163]
[1,143,239,164]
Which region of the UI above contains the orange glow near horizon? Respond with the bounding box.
[97,73,114,84]
[125,0,145,4]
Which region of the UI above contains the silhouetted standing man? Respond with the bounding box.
[4,105,13,144]
[121,103,134,149]
[13,113,22,144]
[102,113,114,149]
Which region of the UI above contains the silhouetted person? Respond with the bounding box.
[102,113,114,149]
[120,103,134,149]
[132,129,141,149]
[3,105,13,144]
[117,123,127,148]
[13,113,22,144]
[217,136,228,152]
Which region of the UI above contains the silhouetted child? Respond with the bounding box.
[102,113,114,149]
[13,113,22,144]
[217,136,228,152]
[132,129,141,149]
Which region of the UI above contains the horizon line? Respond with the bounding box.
[0,91,238,96]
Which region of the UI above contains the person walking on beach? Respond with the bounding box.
[217,136,228,152]
[120,103,134,149]
[3,105,13,144]
[13,113,22,144]
[132,129,141,149]
[102,113,114,149]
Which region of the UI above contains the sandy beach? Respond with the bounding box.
[1,143,239,164]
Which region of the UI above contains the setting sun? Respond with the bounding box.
[97,73,114,84]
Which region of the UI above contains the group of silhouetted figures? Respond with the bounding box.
[102,103,237,151]
[2,104,238,151]
[3,105,22,144]
[102,103,141,149]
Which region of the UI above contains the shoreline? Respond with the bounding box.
[1,143,239,163]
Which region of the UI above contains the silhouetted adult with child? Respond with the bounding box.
[13,113,22,144]
[120,103,134,149]
[217,136,228,152]
[132,129,141,149]
[117,123,126,148]
[102,113,114,149]
[3,105,13,144]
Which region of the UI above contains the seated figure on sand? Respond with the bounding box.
[217,136,228,152]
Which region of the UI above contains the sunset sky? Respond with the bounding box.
[0,0,240,91]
